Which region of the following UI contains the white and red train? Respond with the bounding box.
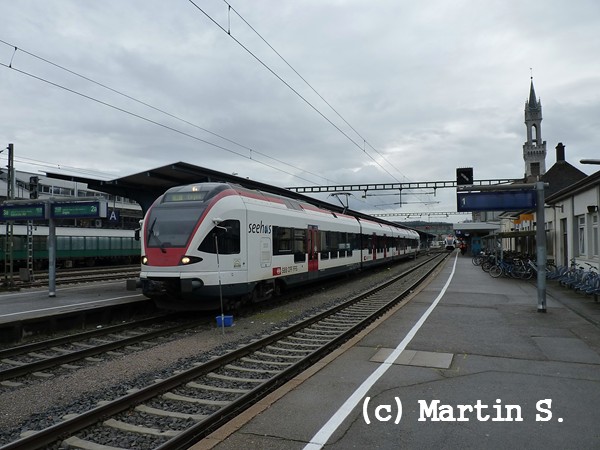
[139,182,420,310]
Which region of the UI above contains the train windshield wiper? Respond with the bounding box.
[147,218,167,253]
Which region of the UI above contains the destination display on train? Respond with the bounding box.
[164,191,208,202]
[0,204,46,220]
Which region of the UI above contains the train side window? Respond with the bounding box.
[57,236,70,250]
[111,237,122,250]
[362,234,372,251]
[86,236,97,250]
[293,228,307,263]
[72,237,84,250]
[319,231,329,260]
[99,237,109,250]
[198,220,240,255]
[273,226,293,255]
[34,235,47,251]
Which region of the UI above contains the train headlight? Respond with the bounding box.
[142,256,148,265]
[180,255,202,265]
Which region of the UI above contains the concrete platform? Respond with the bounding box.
[196,252,600,450]
[0,281,150,343]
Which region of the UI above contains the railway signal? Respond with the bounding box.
[456,167,474,186]
[29,176,39,199]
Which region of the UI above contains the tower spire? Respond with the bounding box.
[523,76,546,180]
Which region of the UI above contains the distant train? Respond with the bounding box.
[0,225,140,269]
[444,236,457,251]
[137,182,420,311]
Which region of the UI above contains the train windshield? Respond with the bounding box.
[146,204,206,249]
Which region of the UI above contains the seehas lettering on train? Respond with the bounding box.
[248,221,272,234]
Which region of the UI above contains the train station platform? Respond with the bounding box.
[0,282,150,343]
[199,252,600,450]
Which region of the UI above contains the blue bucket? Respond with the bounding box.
[216,315,234,327]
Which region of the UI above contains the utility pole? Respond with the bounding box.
[3,143,15,288]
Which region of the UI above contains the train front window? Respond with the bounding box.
[146,205,206,248]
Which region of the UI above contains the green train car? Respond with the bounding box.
[0,225,140,269]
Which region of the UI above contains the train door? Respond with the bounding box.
[308,225,319,275]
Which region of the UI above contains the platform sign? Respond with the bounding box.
[51,201,108,219]
[457,190,536,212]
[0,204,46,220]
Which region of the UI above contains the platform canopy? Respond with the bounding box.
[46,162,260,212]
[45,162,415,231]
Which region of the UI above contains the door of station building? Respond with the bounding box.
[308,225,319,274]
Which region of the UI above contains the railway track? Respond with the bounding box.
[0,253,447,450]
[0,315,200,388]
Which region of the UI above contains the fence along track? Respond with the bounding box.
[0,254,447,450]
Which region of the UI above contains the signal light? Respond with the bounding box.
[29,176,39,199]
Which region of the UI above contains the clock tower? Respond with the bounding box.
[523,78,547,180]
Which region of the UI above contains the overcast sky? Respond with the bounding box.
[1,0,599,220]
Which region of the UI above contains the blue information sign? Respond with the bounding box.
[457,190,536,212]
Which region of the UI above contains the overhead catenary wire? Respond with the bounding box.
[0,38,336,187]
[0,59,324,186]
[186,0,400,182]
[221,0,414,183]
[193,1,434,207]
[0,44,389,212]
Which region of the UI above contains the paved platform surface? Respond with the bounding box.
[196,253,600,450]
[0,281,147,325]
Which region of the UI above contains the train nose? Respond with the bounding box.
[181,278,204,293]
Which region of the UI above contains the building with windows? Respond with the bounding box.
[545,170,600,268]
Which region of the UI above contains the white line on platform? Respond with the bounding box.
[303,252,459,450]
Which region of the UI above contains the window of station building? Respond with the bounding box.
[198,220,240,255]
[574,215,586,256]
[591,214,598,258]
[52,186,74,197]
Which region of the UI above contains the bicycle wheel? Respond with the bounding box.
[512,266,527,279]
[472,255,483,266]
[489,264,503,278]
